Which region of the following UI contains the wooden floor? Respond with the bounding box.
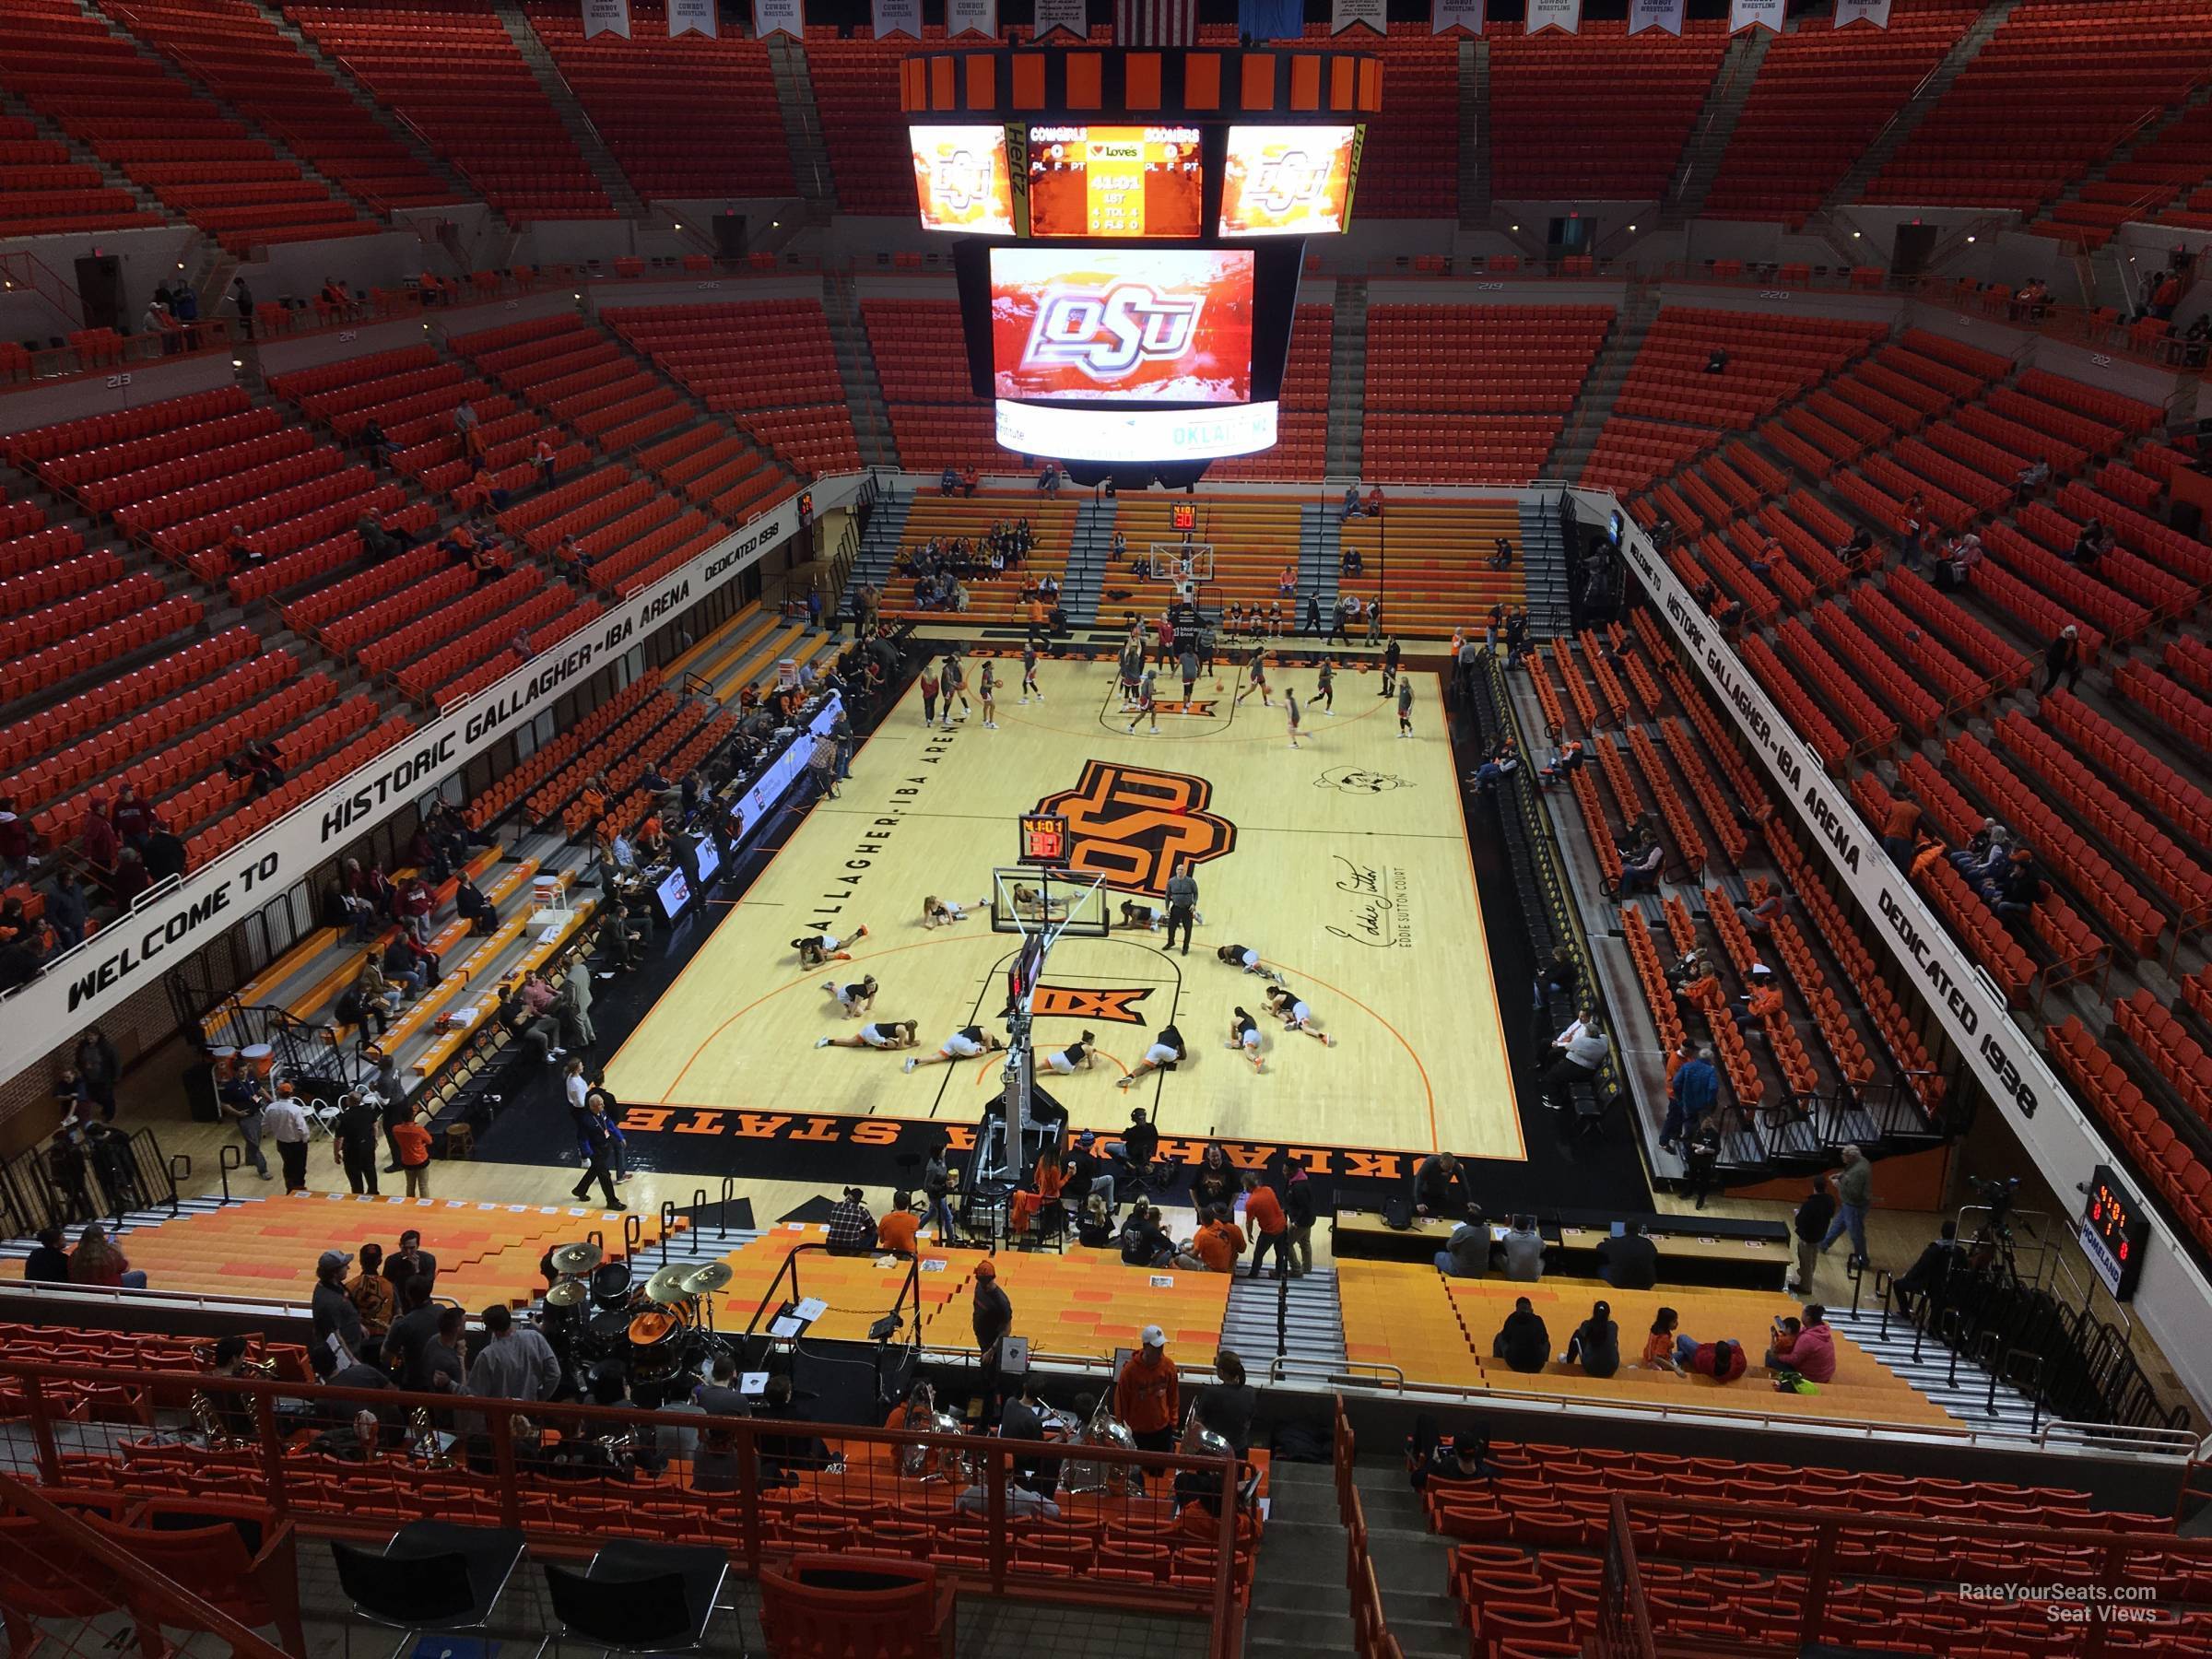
[604,653,1524,1160]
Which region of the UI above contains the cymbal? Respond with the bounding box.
[549,1241,602,1275]
[678,1262,734,1295]
[544,1279,589,1308]
[644,1265,698,1304]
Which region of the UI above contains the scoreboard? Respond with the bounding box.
[2079,1163,2149,1300]
[902,43,1377,473]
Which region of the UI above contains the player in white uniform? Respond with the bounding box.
[793,925,869,968]
[904,1024,1006,1073]
[922,895,990,930]
[1041,1030,1098,1076]
[815,1019,919,1052]
[1215,943,1286,985]
[1116,900,1164,932]
[1225,1007,1264,1073]
[1116,1024,1187,1089]
[1265,984,1337,1046]
[820,974,878,1018]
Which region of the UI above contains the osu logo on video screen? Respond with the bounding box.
[1251,148,1332,217]
[1034,760,1235,898]
[1023,285,1203,383]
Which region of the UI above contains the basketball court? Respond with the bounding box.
[603,649,1524,1162]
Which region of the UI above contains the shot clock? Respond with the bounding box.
[2079,1164,2148,1300]
[1018,812,1071,867]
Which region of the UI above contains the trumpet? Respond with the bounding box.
[893,1382,972,1484]
[1064,1391,1138,1496]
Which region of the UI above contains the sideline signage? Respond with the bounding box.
[0,477,859,1080]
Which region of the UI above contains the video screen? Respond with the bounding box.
[1027,124,1203,239]
[1219,124,1360,237]
[912,124,1016,235]
[991,248,1253,406]
[653,866,692,924]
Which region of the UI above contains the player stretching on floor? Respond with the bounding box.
[1233,645,1275,709]
[1265,984,1337,1046]
[904,1024,1007,1072]
[794,926,869,968]
[922,895,989,929]
[1126,667,1159,735]
[1313,658,1335,715]
[1117,900,1164,931]
[1117,1024,1188,1088]
[1216,943,1287,985]
[979,660,998,729]
[1020,642,1042,704]
[1285,688,1304,750]
[815,1019,920,1053]
[1041,1030,1099,1076]
[1226,1007,1265,1073]
[821,973,878,1018]
[1396,677,1415,739]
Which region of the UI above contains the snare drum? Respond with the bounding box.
[208,1046,239,1081]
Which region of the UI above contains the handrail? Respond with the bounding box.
[739,1239,925,1354]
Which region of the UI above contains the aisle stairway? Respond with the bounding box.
[1243,1461,1359,1659]
[838,484,913,620]
[1349,1460,1463,1659]
[1823,1303,2046,1432]
[1324,280,1371,479]
[1220,1265,1347,1375]
[496,0,643,217]
[1061,491,1116,627]
[1818,0,2021,217]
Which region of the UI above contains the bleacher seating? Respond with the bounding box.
[0,111,163,239]
[877,493,1076,626]
[1209,303,1331,482]
[1340,25,1461,218]
[286,0,614,218]
[804,29,922,217]
[1488,19,1729,203]
[1339,500,1526,636]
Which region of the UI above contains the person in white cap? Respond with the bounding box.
[1113,1324,1180,1451]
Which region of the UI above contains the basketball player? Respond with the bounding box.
[1381,636,1402,698]
[1116,1024,1188,1088]
[923,895,990,929]
[1126,667,1159,735]
[1216,944,1287,985]
[920,665,938,729]
[1313,658,1335,715]
[1285,688,1303,750]
[1019,641,1042,704]
[941,653,970,728]
[1010,884,1068,922]
[1179,643,1200,708]
[794,926,869,968]
[1226,1007,1265,1073]
[1396,677,1415,738]
[1117,900,1165,931]
[821,973,879,1018]
[979,660,998,730]
[1118,636,1144,710]
[1234,645,1275,710]
[1041,1030,1099,1076]
[814,1019,920,1053]
[904,1024,1007,1072]
[1265,984,1337,1046]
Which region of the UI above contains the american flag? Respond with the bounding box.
[1116,0,1195,46]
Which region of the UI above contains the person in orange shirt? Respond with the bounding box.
[1178,1205,1244,1275]
[877,1191,921,1256]
[1113,1325,1180,1452]
[1240,1171,1290,1280]
[1744,969,1785,1024]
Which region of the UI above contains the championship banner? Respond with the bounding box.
[1035,0,1086,40]
[1331,0,1385,36]
[1525,0,1579,34]
[1835,0,1893,24]
[668,0,717,35]
[582,0,630,38]
[871,0,919,37]
[1729,0,1784,30]
[753,0,800,39]
[1627,0,1683,35]
[947,0,995,38]
[1239,0,1304,42]
[1115,0,1194,46]
[1430,0,1483,35]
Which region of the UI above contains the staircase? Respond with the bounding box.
[1298,504,1343,636]
[1659,25,1773,228]
[1323,278,1371,478]
[1823,1304,2045,1432]
[1059,491,1117,628]
[1541,285,1660,484]
[1814,0,2021,218]
[767,37,838,219]
[820,273,898,469]
[1517,498,1572,632]
[2027,79,2212,246]
[1349,1462,1464,1659]
[493,1,646,218]
[839,483,913,622]
[0,88,166,230]
[1220,1265,1347,1373]
[1243,1461,1359,1659]
[1458,37,1489,229]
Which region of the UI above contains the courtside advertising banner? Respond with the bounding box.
[1035,0,1087,39]
[1331,0,1386,36]
[582,0,630,37]
[1430,0,1483,34]
[1730,0,1784,30]
[1835,0,1893,24]
[668,0,718,35]
[0,476,859,1086]
[1525,0,1579,34]
[872,0,920,37]
[753,0,802,40]
[947,0,996,38]
[1628,0,1684,35]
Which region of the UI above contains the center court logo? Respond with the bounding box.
[1031,984,1152,1025]
[1033,760,1236,897]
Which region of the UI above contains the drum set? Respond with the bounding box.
[541,1241,737,1389]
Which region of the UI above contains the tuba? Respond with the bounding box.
[893,1382,971,1483]
[189,1343,276,1448]
[1063,1391,1138,1496]
[1179,1399,1259,1511]
[408,1406,458,1469]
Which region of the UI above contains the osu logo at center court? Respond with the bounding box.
[1024,286,1202,382]
[1034,760,1235,899]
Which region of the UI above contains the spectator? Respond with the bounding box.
[68,1222,147,1289]
[940,465,959,495]
[533,433,559,489]
[1880,795,1923,866]
[1819,1144,1874,1271]
[467,1302,560,1403]
[2042,625,2082,696]
[1616,831,1664,896]
[1987,848,2043,919]
[1284,1164,1316,1277]
[1241,1170,1290,1279]
[233,278,254,338]
[45,869,87,948]
[1489,1296,1549,1374]
[1680,1335,1747,1383]
[1410,1430,1496,1491]
[1764,1303,1836,1385]
[1682,1115,1724,1211]
[1113,1326,1180,1453]
[1341,481,1363,521]
[391,1112,432,1197]
[825,1185,876,1253]
[1659,1045,1717,1155]
[1499,1215,1545,1282]
[265,1083,312,1194]
[1434,1217,1488,1278]
[25,1226,70,1283]
[1641,1307,1683,1371]
[2015,457,2051,502]
[312,1248,366,1366]
[1536,1015,1609,1112]
[877,1191,923,1255]
[1596,1218,1658,1290]
[1735,887,1787,936]
[1564,1300,1619,1378]
[1179,1203,1246,1274]
[1895,1219,1965,1309]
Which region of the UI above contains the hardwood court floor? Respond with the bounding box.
[604,653,1523,1160]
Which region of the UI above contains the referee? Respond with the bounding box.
[1165,859,1199,957]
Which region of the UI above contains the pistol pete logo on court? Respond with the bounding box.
[1033,759,1235,898]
